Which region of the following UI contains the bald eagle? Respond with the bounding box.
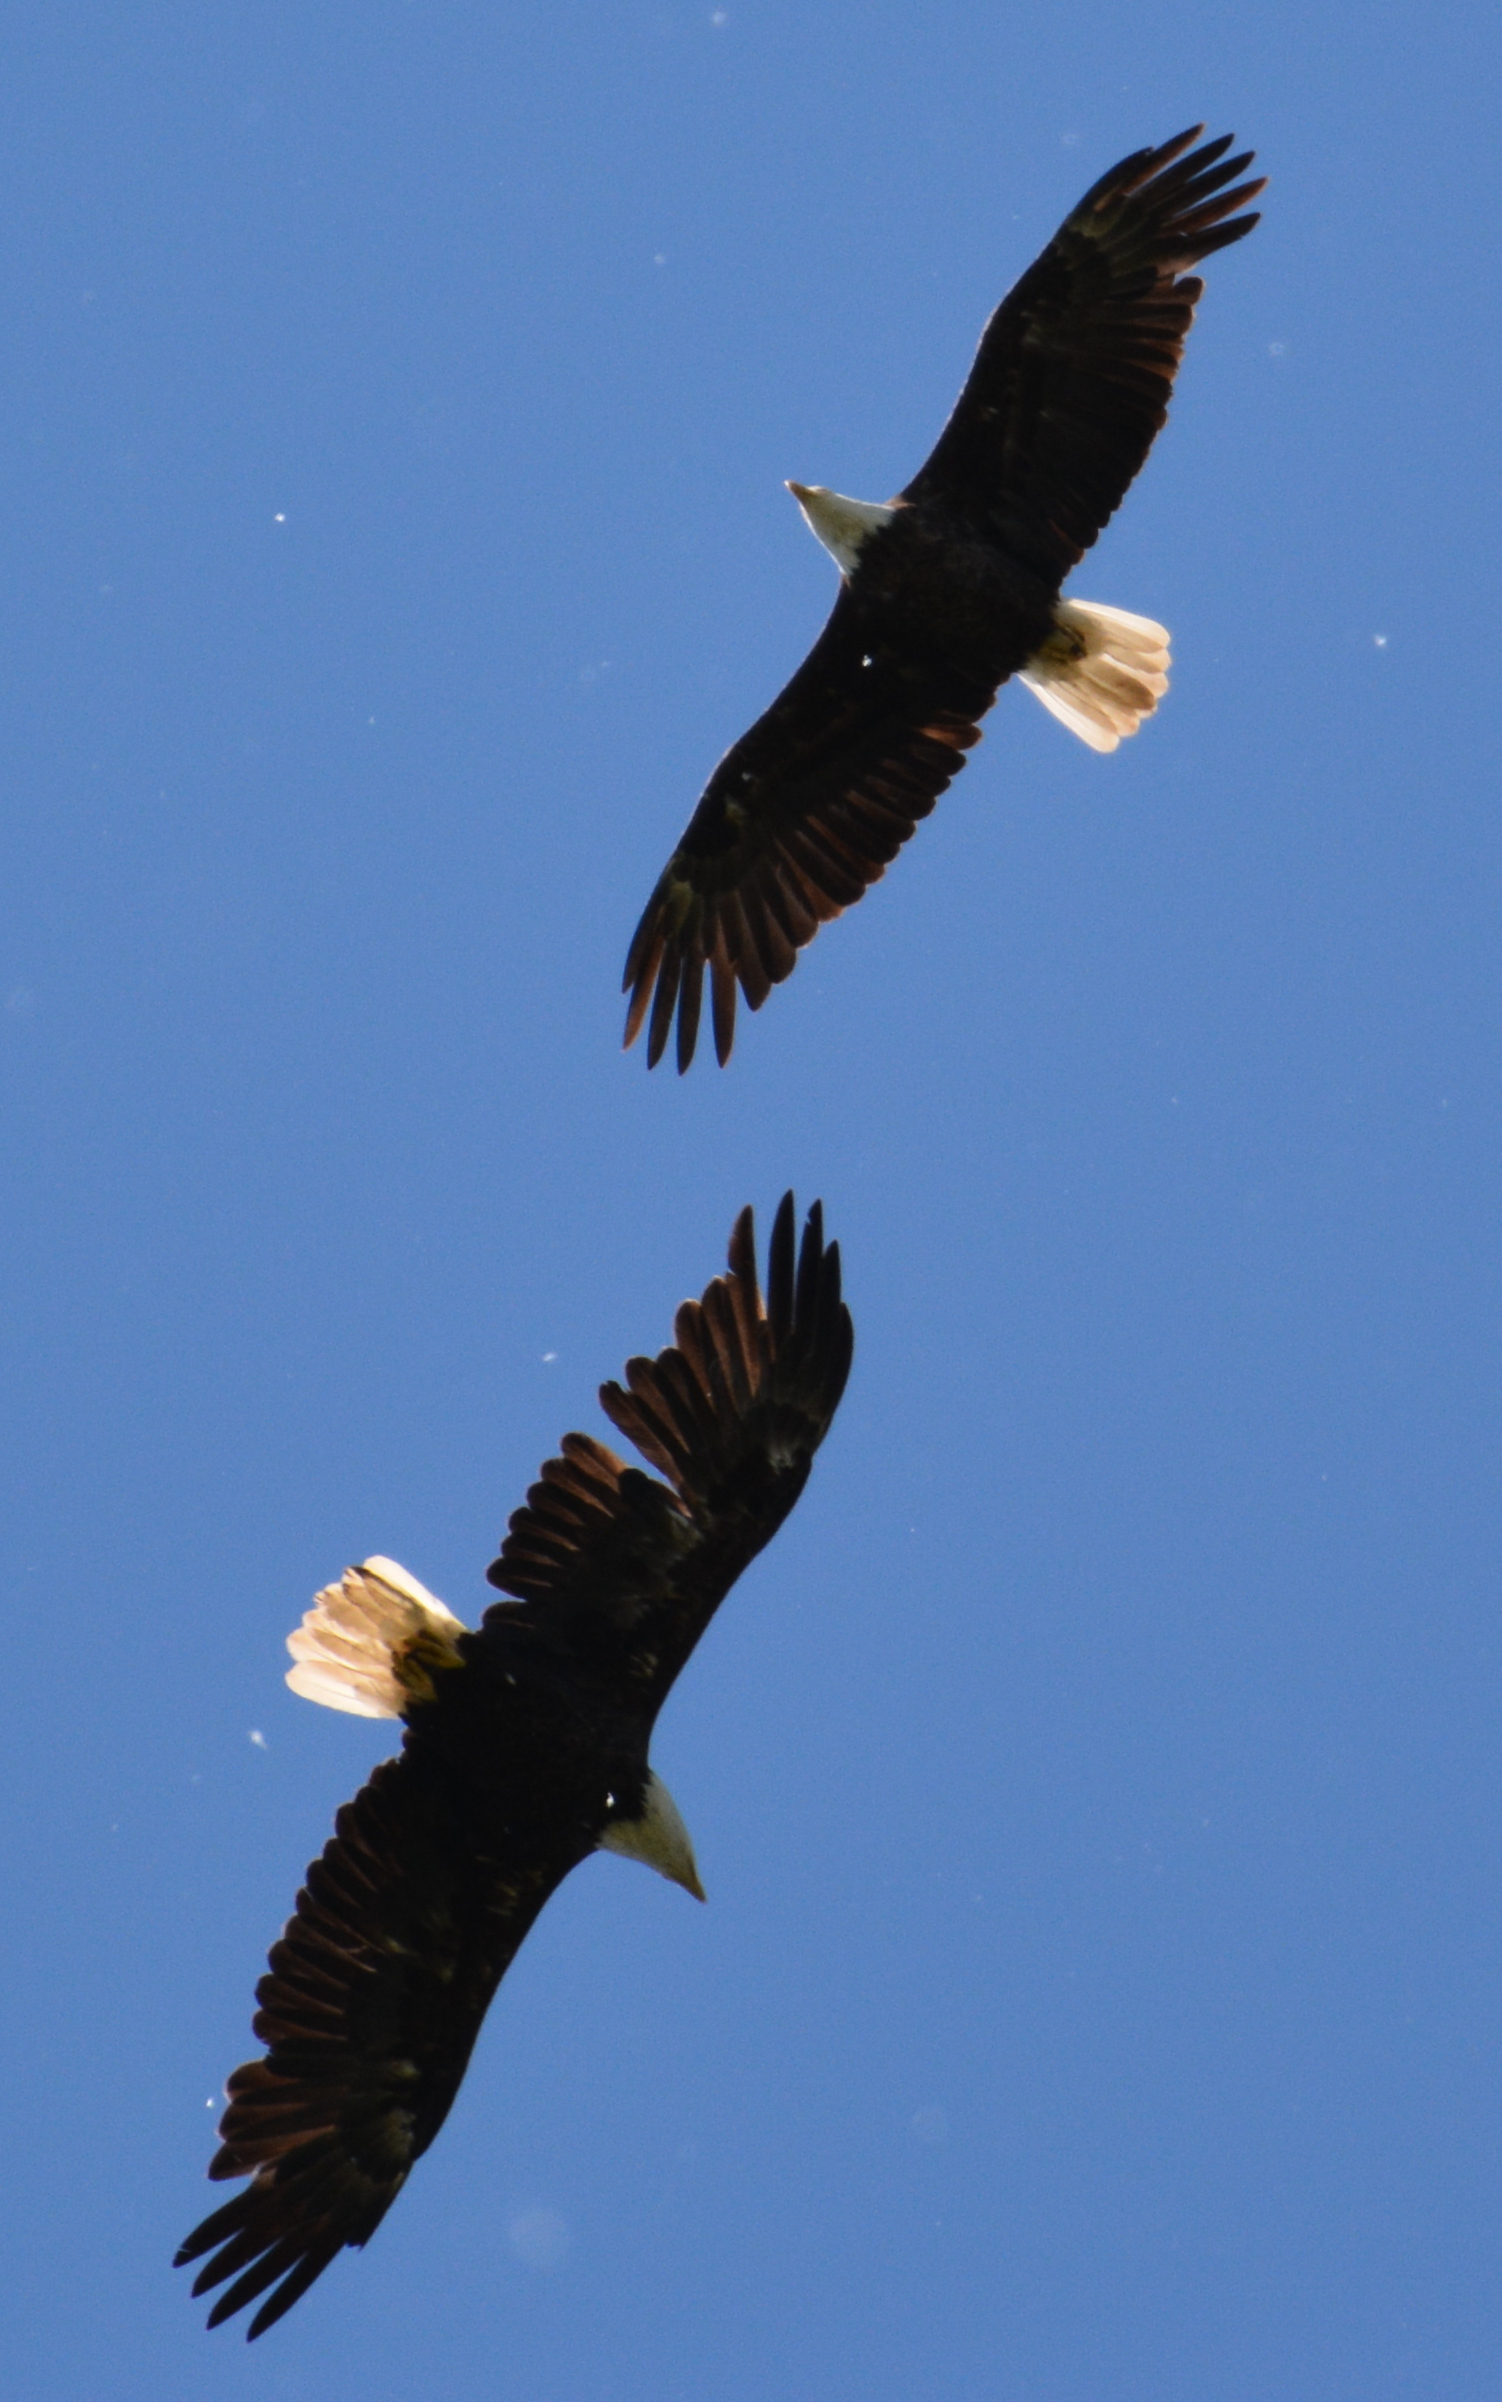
[624,127,1264,1070]
[177,1195,852,2337]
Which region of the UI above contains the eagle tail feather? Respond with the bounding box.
[1018,598,1170,753]
[284,1558,467,1720]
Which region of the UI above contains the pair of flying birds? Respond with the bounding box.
[180,127,1263,2335]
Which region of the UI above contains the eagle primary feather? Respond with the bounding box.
[177,1196,852,2337]
[624,126,1264,1070]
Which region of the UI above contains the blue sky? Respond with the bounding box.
[3,4,1500,2396]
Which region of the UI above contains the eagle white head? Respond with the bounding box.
[599,1770,707,1901]
[787,481,898,574]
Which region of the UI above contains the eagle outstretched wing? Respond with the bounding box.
[903,126,1264,583]
[622,595,992,1072]
[622,597,991,1072]
[175,1751,572,2337]
[488,1191,853,1700]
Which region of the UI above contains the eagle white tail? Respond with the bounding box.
[285,1556,468,1719]
[1018,600,1170,753]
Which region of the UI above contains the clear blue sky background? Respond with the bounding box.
[3,5,1498,2396]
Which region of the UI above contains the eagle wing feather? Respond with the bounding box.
[904,126,1264,580]
[486,1193,853,1699]
[176,1754,568,2336]
[623,594,991,1069]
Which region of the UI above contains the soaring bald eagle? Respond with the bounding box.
[624,127,1263,1070]
[177,1196,852,2337]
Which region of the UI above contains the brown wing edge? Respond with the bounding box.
[482,1422,659,1607]
[175,1761,431,2339]
[486,1192,854,1604]
[622,705,984,1073]
[1068,124,1264,264]
[599,1191,853,1500]
[903,126,1265,549]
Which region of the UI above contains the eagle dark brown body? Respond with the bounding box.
[624,127,1264,1070]
[844,506,1059,672]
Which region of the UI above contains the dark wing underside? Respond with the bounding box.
[623,590,992,1070]
[624,128,1261,1071]
[903,125,1264,585]
[487,1192,853,1702]
[176,1752,574,2338]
